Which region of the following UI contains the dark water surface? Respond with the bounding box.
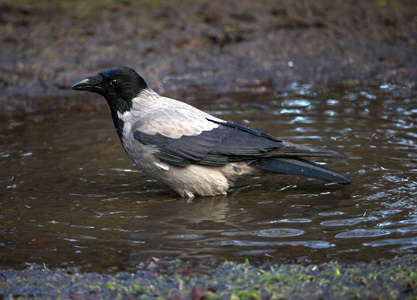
[1,83,416,272]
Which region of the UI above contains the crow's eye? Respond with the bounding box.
[110,79,117,87]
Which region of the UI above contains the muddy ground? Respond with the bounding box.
[0,0,416,114]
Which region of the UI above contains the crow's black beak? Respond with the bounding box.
[71,74,103,93]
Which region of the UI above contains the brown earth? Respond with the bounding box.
[0,0,416,114]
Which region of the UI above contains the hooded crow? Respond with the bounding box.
[71,66,351,198]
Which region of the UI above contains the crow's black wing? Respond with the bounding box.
[133,120,283,167]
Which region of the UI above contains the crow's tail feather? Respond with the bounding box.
[250,158,351,184]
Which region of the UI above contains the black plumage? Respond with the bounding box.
[134,120,282,166]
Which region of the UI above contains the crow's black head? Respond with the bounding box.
[71,66,148,113]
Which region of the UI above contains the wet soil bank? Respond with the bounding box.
[1,0,416,114]
[1,255,417,299]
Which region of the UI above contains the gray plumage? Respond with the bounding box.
[71,66,351,198]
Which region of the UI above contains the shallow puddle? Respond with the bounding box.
[1,82,416,271]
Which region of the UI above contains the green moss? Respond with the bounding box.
[0,24,13,36]
[1,240,417,299]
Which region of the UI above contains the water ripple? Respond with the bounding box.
[335,229,391,238]
[364,237,417,247]
[222,228,304,238]
[258,218,311,224]
[205,240,335,249]
[321,217,378,227]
